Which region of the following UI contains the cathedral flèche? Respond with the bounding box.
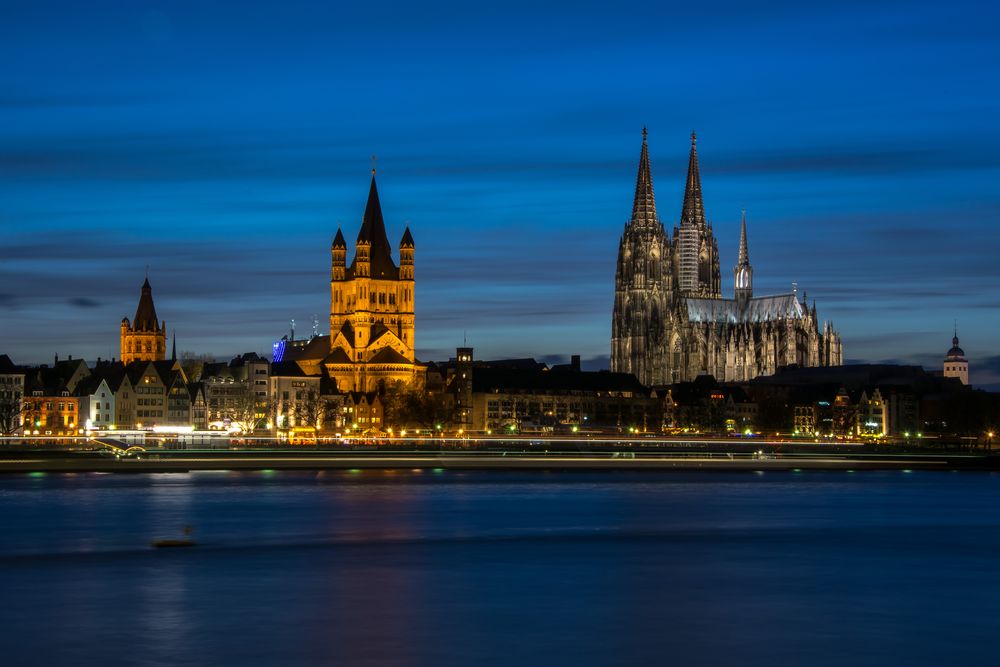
[612,130,842,386]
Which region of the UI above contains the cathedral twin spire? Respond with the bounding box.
[630,127,658,227]
[629,129,747,298]
[680,132,707,229]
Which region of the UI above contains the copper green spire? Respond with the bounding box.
[630,127,658,226]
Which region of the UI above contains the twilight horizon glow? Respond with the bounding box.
[2,1,999,386]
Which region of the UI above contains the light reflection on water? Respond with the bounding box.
[2,469,1000,666]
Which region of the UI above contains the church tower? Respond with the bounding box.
[675,132,721,298]
[611,128,672,386]
[327,167,423,392]
[943,327,969,385]
[120,277,166,364]
[733,210,753,302]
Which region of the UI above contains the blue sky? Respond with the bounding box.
[2,1,999,384]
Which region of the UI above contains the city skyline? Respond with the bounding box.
[3,1,999,387]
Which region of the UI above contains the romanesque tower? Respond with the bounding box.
[120,277,166,364]
[611,129,672,386]
[327,168,423,392]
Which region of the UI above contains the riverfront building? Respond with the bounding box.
[325,170,425,392]
[943,329,969,385]
[120,277,167,364]
[611,131,843,385]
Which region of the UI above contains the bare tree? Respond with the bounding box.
[293,390,340,433]
[0,394,21,436]
[226,381,265,434]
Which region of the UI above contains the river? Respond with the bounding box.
[2,469,998,665]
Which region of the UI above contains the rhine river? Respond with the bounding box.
[2,469,999,666]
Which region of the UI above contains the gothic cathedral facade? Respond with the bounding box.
[612,130,843,386]
[325,170,425,392]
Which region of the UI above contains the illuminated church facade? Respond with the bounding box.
[612,130,842,386]
[324,170,425,392]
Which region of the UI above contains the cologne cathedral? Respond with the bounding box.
[611,130,842,386]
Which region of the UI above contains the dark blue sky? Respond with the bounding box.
[2,1,999,384]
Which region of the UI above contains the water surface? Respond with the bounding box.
[2,469,998,666]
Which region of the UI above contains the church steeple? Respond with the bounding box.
[353,173,398,279]
[734,209,753,300]
[680,131,706,228]
[134,277,159,331]
[630,127,658,226]
[120,275,166,364]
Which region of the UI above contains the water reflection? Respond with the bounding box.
[2,470,1000,666]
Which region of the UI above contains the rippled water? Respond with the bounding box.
[2,469,999,666]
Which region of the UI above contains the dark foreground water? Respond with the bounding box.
[2,469,1000,666]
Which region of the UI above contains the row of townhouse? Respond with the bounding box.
[0,352,382,436]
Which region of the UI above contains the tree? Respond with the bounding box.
[0,393,20,436]
[226,381,265,434]
[293,390,340,433]
[382,381,451,430]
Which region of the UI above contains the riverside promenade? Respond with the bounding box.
[0,438,996,473]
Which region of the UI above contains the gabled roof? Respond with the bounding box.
[369,347,410,365]
[684,294,806,324]
[25,364,82,396]
[337,321,355,343]
[279,335,331,363]
[346,390,380,405]
[152,360,187,388]
[73,375,110,397]
[88,361,129,391]
[125,360,154,386]
[367,321,398,344]
[270,361,311,378]
[323,348,353,364]
[350,174,399,280]
[188,382,206,403]
[0,354,18,373]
